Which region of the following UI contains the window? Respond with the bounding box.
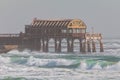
[76,29,80,33]
[72,29,81,33]
[81,29,85,33]
[62,29,67,33]
[73,29,76,33]
[67,28,86,33]
[69,29,73,33]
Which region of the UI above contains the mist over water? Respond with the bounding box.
[0,38,120,80]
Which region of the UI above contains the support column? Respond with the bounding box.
[80,40,83,52]
[87,40,91,52]
[99,40,104,52]
[58,40,61,52]
[39,39,41,51]
[41,40,43,52]
[20,39,28,51]
[55,39,57,52]
[55,39,61,52]
[67,39,73,52]
[42,39,48,52]
[46,39,48,52]
[82,41,86,53]
[34,39,37,51]
[34,39,41,51]
[28,39,34,51]
[41,39,44,52]
[70,39,73,52]
[92,40,96,52]
[67,39,70,52]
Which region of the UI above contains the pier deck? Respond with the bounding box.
[0,18,104,53]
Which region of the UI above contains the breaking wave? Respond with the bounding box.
[0,38,120,80]
[0,51,120,71]
[26,56,79,68]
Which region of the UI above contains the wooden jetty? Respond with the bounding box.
[0,18,104,53]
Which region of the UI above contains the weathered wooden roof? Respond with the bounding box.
[32,18,71,27]
[30,18,87,29]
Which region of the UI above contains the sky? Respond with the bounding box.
[0,0,120,38]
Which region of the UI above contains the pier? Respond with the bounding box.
[0,18,104,53]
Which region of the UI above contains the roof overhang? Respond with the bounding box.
[67,19,87,29]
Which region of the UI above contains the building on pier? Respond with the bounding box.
[0,18,104,53]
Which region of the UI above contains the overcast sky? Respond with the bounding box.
[0,0,120,38]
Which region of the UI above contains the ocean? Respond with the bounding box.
[0,38,120,80]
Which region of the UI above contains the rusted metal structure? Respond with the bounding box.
[0,18,104,53]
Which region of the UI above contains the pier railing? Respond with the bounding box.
[25,33,85,39]
[0,34,19,38]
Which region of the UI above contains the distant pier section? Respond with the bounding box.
[0,18,104,53]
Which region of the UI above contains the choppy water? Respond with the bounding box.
[0,38,120,80]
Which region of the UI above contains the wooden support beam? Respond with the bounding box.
[33,39,37,50]
[80,40,83,52]
[87,41,91,52]
[82,41,86,53]
[92,40,96,52]
[41,40,43,52]
[67,39,73,52]
[30,39,34,51]
[42,39,48,52]
[70,39,73,52]
[34,39,41,51]
[67,39,70,52]
[58,40,61,52]
[99,40,104,52]
[39,39,41,51]
[44,39,48,52]
[55,39,57,52]
[55,39,61,52]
